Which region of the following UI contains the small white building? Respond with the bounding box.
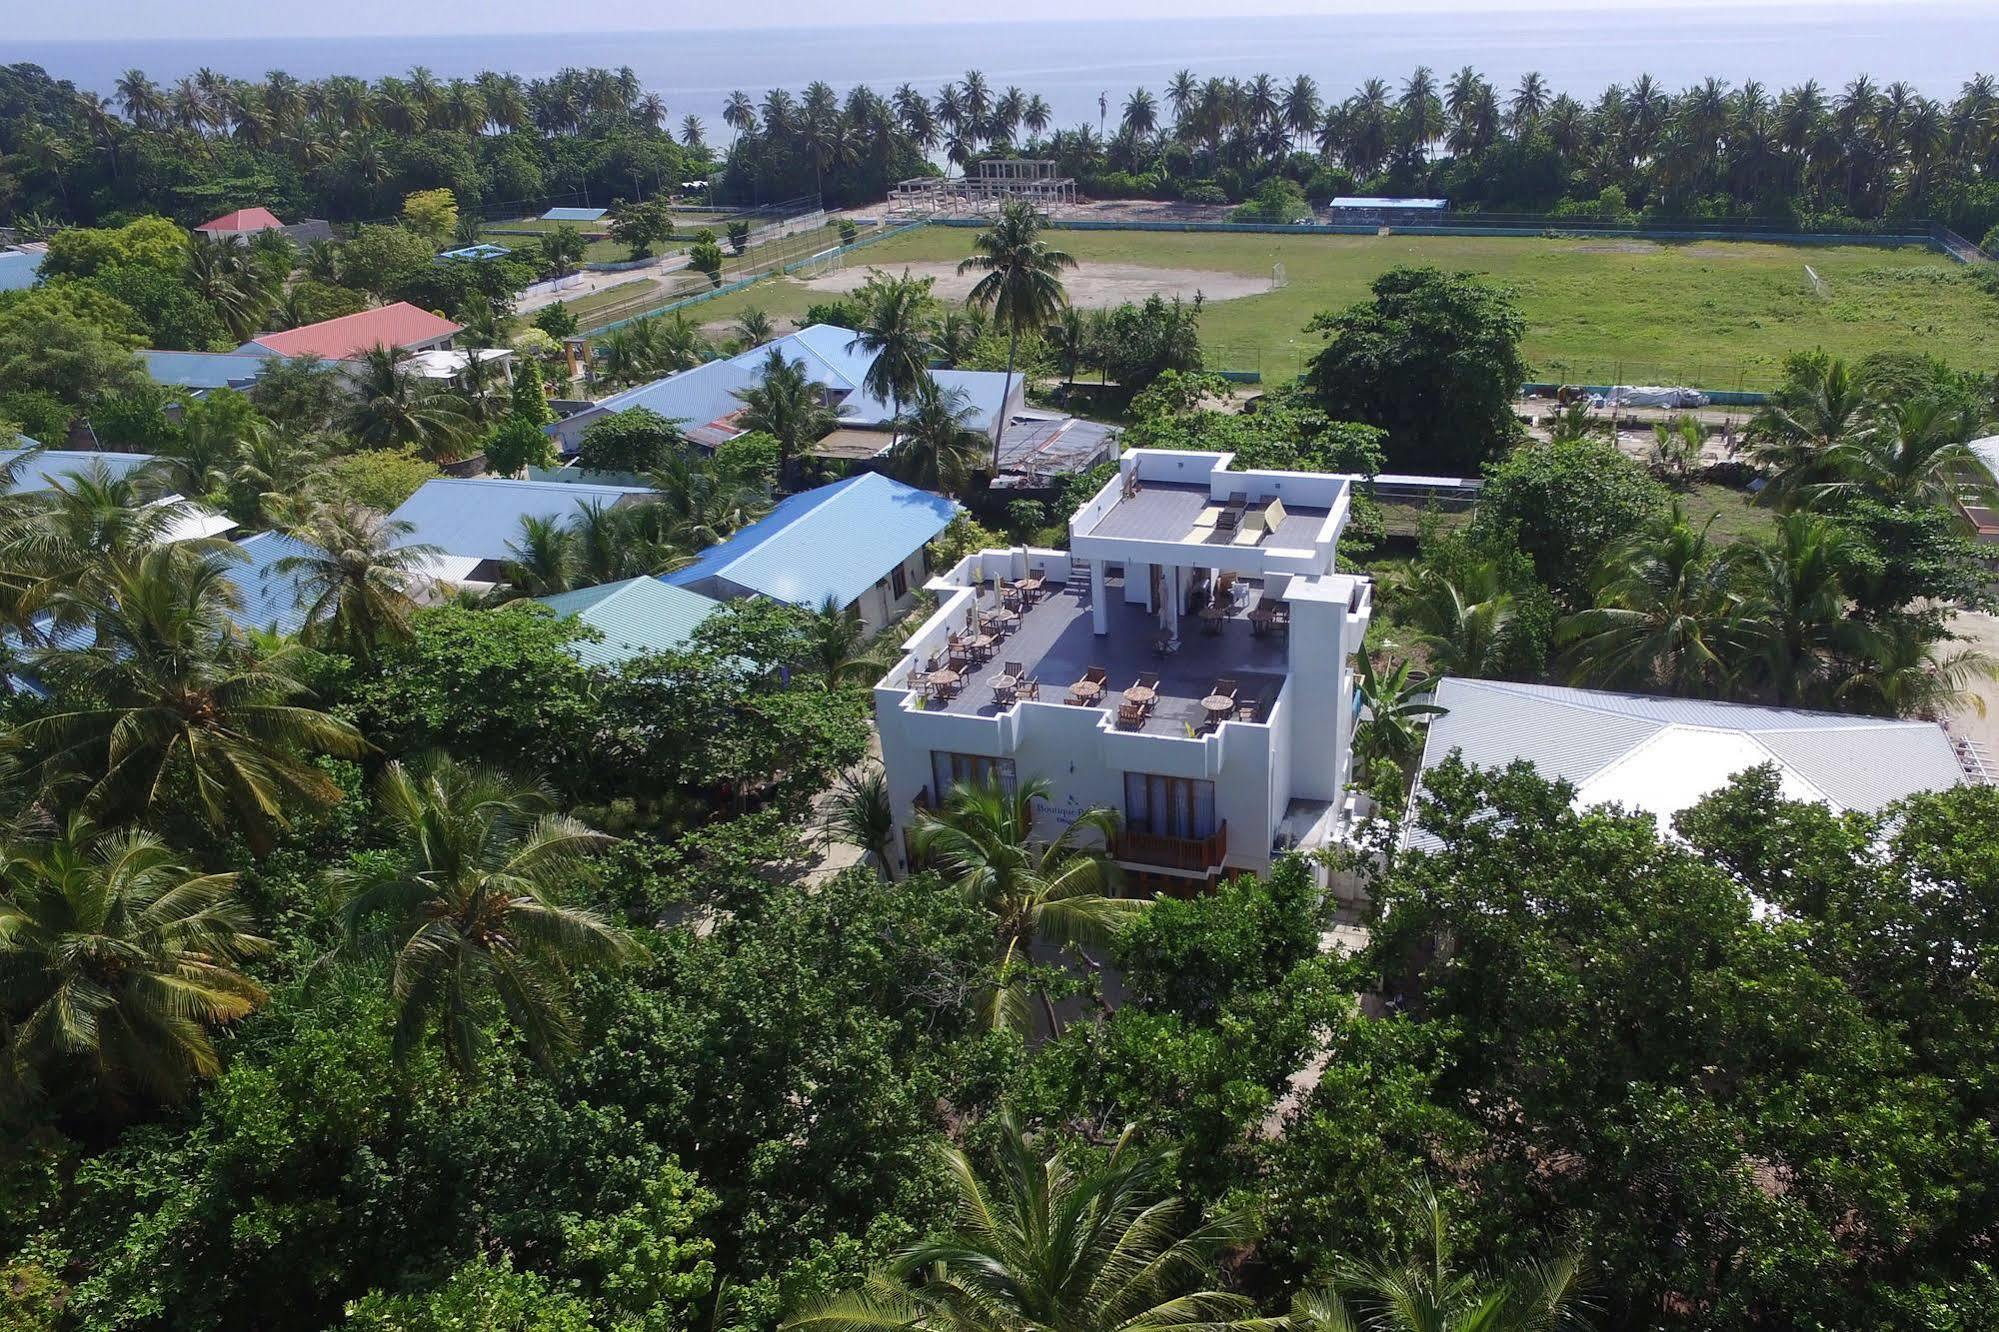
[875,448,1373,891]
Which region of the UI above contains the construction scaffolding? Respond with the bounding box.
[889,160,1078,220]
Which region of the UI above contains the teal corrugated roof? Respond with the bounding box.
[536,576,721,667]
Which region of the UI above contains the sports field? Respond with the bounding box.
[680,227,1999,389]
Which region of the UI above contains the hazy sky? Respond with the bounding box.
[14,0,1897,43]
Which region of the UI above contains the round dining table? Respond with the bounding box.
[1070,679,1104,704]
[1201,694,1235,720]
[1123,685,1157,708]
[927,668,962,693]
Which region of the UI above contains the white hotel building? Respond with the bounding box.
[874,449,1372,892]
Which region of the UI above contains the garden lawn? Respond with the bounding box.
[677,227,1999,390]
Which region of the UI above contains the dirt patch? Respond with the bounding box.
[1565,239,1661,255]
[798,259,1270,308]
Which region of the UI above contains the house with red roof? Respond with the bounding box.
[194,207,287,240]
[239,302,463,361]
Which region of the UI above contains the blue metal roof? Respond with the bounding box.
[537,575,721,668]
[542,207,608,222]
[0,249,41,292]
[665,472,957,610]
[139,350,275,390]
[388,476,655,563]
[0,448,155,493]
[223,530,317,636]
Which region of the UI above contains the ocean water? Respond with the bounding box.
[13,4,1998,134]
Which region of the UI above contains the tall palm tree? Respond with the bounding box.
[21,547,366,847]
[1283,1181,1592,1332]
[910,773,1134,1033]
[326,756,632,1073]
[1744,356,1866,505]
[1405,565,1518,681]
[344,345,474,460]
[823,765,897,881]
[185,233,279,342]
[849,269,936,449]
[647,449,771,551]
[958,200,1076,470]
[274,502,443,661]
[801,595,891,691]
[734,308,776,350]
[1737,511,1868,706]
[0,816,270,1110]
[1559,505,1750,697]
[733,347,838,485]
[1821,393,1996,510]
[502,514,578,595]
[787,1114,1254,1332]
[890,380,985,497]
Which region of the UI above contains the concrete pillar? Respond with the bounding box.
[1166,564,1182,640]
[1090,559,1107,635]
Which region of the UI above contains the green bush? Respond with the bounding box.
[727,219,750,254]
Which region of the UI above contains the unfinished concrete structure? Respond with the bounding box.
[889,160,1078,219]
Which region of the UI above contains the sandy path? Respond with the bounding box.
[798,260,1271,308]
[1947,610,1999,772]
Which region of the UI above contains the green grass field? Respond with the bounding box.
[680,227,1999,390]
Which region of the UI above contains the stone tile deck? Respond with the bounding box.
[925,581,1288,736]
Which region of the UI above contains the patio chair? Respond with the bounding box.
[1003,660,1025,681]
[1082,666,1108,688]
[1135,671,1160,693]
[1019,677,1040,701]
[1115,700,1146,730]
[992,680,1017,707]
[1212,677,1239,702]
[1213,507,1240,534]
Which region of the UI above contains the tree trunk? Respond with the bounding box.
[994,326,1018,474]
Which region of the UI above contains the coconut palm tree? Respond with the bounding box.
[800,595,892,691]
[958,200,1076,469]
[21,547,366,846]
[1744,357,1866,506]
[823,765,897,881]
[849,269,936,449]
[1283,1181,1592,1332]
[910,773,1134,1034]
[1404,564,1518,680]
[734,308,775,349]
[786,1114,1254,1332]
[1559,505,1751,696]
[1835,617,1994,719]
[1736,511,1869,706]
[1820,393,1997,510]
[647,449,771,551]
[344,345,474,459]
[326,755,632,1073]
[733,347,838,485]
[273,502,442,661]
[185,233,279,342]
[0,815,271,1110]
[502,513,578,596]
[890,379,985,497]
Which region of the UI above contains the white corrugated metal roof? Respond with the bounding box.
[1407,677,1964,846]
[388,477,653,563]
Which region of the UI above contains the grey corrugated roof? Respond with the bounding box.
[536,576,720,668]
[1407,678,1964,846]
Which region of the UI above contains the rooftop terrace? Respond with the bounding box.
[1077,481,1333,548]
[898,565,1289,737]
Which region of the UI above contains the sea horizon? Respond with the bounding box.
[14,4,1998,136]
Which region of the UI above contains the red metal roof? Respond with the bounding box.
[196,207,285,233]
[247,302,462,360]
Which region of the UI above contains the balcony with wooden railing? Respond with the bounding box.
[1115,820,1228,873]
